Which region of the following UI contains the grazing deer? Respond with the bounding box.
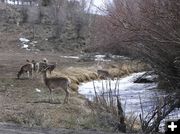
[97,61,113,79]
[97,69,113,80]
[17,60,34,79]
[42,67,71,104]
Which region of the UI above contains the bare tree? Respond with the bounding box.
[91,0,180,132]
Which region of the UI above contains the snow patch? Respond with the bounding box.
[21,44,28,49]
[19,38,30,43]
[19,37,39,51]
[35,88,41,93]
[60,56,80,59]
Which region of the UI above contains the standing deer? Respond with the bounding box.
[41,58,56,74]
[17,60,34,79]
[35,62,47,73]
[42,67,71,104]
[35,58,56,74]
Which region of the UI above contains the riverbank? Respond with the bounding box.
[52,59,150,91]
[0,51,150,133]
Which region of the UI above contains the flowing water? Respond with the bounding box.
[79,72,180,132]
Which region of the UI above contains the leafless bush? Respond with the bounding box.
[90,1,180,130]
[139,95,179,133]
[87,79,179,133]
[86,80,145,133]
[92,0,180,91]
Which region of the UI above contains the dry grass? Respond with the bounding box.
[45,60,149,92]
[0,54,150,132]
[84,78,143,133]
[52,67,98,91]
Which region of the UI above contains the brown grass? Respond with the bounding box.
[0,56,150,132]
[46,60,149,92]
[52,67,98,91]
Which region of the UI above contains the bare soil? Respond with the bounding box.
[0,50,105,133]
[0,21,146,133]
[0,122,121,134]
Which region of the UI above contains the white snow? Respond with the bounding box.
[32,41,38,44]
[35,88,41,93]
[94,55,106,59]
[94,55,111,61]
[94,54,130,61]
[21,44,28,49]
[111,55,130,60]
[19,38,39,51]
[19,38,30,43]
[60,54,129,61]
[60,56,80,59]
[94,59,111,61]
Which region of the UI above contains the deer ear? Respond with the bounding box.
[43,58,47,62]
[26,59,30,62]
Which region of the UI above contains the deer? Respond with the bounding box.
[46,63,56,74]
[97,61,113,79]
[35,62,47,72]
[97,69,113,80]
[17,60,34,79]
[41,67,71,104]
[35,58,56,74]
[41,58,56,74]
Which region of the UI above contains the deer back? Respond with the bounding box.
[45,77,69,90]
[21,63,33,71]
[97,70,112,79]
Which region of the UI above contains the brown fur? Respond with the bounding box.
[17,63,33,79]
[35,62,47,72]
[42,69,70,103]
[46,64,56,74]
[97,69,113,80]
[35,59,56,74]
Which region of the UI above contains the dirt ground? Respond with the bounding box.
[0,122,123,134]
[0,6,147,132]
[0,44,151,134]
[0,50,102,133]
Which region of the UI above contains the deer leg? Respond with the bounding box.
[17,71,20,79]
[64,89,69,104]
[49,92,53,103]
[48,87,53,103]
[50,92,54,103]
[30,70,33,79]
[27,71,30,78]
[17,70,21,79]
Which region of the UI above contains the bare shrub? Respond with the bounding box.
[86,80,145,133]
[139,95,179,133]
[91,1,180,132]
[2,108,49,127]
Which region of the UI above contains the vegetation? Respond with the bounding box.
[89,0,180,133]
[0,0,179,133]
